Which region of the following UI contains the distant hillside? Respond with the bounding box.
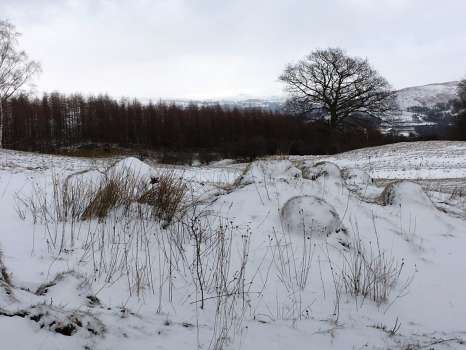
[166,81,460,137]
[396,81,459,110]
[166,96,285,112]
[385,81,459,137]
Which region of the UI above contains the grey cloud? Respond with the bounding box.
[1,0,465,99]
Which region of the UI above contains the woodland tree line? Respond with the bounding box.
[1,93,395,161]
[2,20,465,161]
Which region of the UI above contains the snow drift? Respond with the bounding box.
[280,195,342,237]
[381,180,434,208]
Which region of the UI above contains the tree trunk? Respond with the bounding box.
[330,109,338,129]
[0,99,3,149]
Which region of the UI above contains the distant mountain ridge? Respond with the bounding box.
[159,81,460,137]
[396,81,459,110]
[165,96,285,111]
[167,81,459,112]
[385,81,459,136]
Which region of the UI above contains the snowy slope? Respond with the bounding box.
[164,82,459,114]
[303,141,466,180]
[1,142,466,349]
[396,81,459,110]
[379,82,459,136]
[140,82,460,137]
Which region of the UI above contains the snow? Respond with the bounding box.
[396,81,458,110]
[110,157,157,178]
[300,141,466,180]
[381,181,434,208]
[378,81,459,134]
[301,161,342,182]
[1,141,466,349]
[240,159,301,184]
[280,196,341,237]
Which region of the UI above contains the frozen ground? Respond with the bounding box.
[302,141,466,180]
[0,141,465,350]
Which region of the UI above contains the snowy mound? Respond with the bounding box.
[241,160,301,184]
[35,272,93,306]
[381,181,433,208]
[3,144,466,349]
[342,168,373,192]
[341,168,384,200]
[280,195,341,237]
[302,161,342,182]
[342,168,372,187]
[109,157,156,178]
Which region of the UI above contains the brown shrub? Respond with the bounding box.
[81,179,123,220]
[138,170,188,224]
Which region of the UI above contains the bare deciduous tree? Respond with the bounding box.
[0,19,41,148]
[457,79,466,104]
[279,48,397,128]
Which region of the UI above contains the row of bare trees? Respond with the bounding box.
[0,20,41,148]
[1,93,392,159]
[0,19,414,158]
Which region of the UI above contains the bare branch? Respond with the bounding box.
[0,19,41,147]
[279,48,398,128]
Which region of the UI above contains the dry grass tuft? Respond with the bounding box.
[138,170,188,224]
[340,234,407,305]
[82,179,125,220]
[17,163,189,225]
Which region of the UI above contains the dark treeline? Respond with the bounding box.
[2,93,399,161]
[450,80,466,141]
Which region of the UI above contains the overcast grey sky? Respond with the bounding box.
[2,0,465,99]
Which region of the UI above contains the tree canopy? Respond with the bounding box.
[280,48,397,128]
[0,19,41,147]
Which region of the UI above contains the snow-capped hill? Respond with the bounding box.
[170,82,460,114]
[396,81,459,110]
[379,81,460,136]
[151,82,460,137]
[167,96,285,111]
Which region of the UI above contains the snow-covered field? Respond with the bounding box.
[1,141,465,350]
